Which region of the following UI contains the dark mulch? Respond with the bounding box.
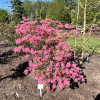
[0,36,100,100]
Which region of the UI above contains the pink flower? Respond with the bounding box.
[61,62,65,67]
[15,29,20,33]
[72,64,76,68]
[47,68,51,72]
[24,69,29,75]
[46,78,51,83]
[51,79,56,83]
[16,39,22,44]
[38,50,43,54]
[46,86,50,92]
[82,78,85,82]
[46,72,50,75]
[31,69,35,73]
[65,24,69,28]
[50,61,53,65]
[34,76,39,80]
[77,28,80,30]
[30,49,35,54]
[25,55,30,58]
[69,70,73,74]
[22,16,26,19]
[20,56,25,60]
[65,69,69,74]
[42,80,47,85]
[59,22,61,24]
[52,84,56,89]
[20,21,24,23]
[74,78,78,82]
[15,26,18,28]
[14,47,18,52]
[66,81,70,87]
[38,79,43,84]
[23,47,30,53]
[73,33,78,37]
[76,67,80,72]
[55,62,60,67]
[24,19,30,21]
[45,55,50,59]
[59,83,64,90]
[66,62,71,68]
[58,24,64,27]
[33,21,38,24]
[61,70,65,74]
[40,73,45,79]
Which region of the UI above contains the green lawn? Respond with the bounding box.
[64,36,100,54]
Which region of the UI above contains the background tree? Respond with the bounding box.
[46,1,71,24]
[0,9,10,24]
[35,0,50,21]
[21,0,37,19]
[10,0,26,26]
[72,0,100,26]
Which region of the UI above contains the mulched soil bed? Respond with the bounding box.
[77,32,100,38]
[0,37,100,100]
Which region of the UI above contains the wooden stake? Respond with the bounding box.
[80,0,87,64]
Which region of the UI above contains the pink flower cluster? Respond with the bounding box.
[96,27,99,29]
[69,29,78,37]
[77,28,80,30]
[65,24,73,29]
[58,24,64,28]
[14,16,85,93]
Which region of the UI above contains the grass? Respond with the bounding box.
[64,36,100,54]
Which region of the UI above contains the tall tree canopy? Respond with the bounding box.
[10,0,25,25]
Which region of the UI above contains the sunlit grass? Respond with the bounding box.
[64,35,100,54]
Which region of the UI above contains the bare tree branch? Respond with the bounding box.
[85,11,100,42]
[86,5,99,12]
[86,0,95,7]
[65,7,84,20]
[75,0,84,9]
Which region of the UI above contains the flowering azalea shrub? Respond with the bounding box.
[89,27,99,34]
[0,21,21,46]
[14,16,85,92]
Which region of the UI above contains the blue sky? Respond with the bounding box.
[0,0,51,14]
[0,0,24,13]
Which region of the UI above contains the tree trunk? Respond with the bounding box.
[80,0,87,64]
